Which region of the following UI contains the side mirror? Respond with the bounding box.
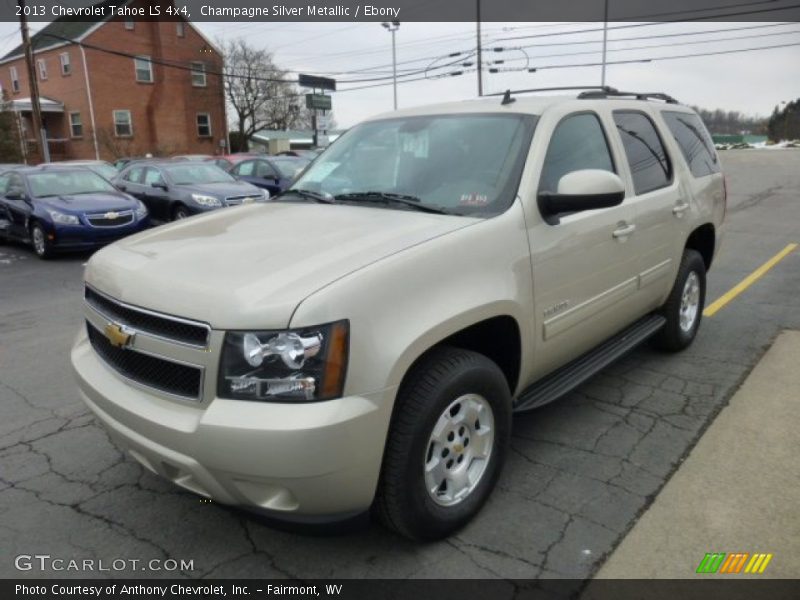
[151,182,168,191]
[538,170,625,216]
[5,189,27,201]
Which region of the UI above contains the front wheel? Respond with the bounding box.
[30,222,52,259]
[375,347,512,540]
[653,249,706,351]
[172,205,190,221]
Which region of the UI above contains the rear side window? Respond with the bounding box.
[613,111,672,195]
[539,113,615,194]
[661,111,720,177]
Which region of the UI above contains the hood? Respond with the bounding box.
[86,202,476,329]
[39,192,136,214]
[176,180,262,197]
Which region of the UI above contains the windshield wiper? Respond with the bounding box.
[276,188,336,204]
[335,191,453,215]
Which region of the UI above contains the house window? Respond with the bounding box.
[196,113,211,137]
[190,62,206,87]
[134,56,153,83]
[9,66,19,93]
[124,19,134,30]
[113,110,132,137]
[37,59,47,81]
[60,52,71,76]
[69,112,83,138]
[176,22,185,37]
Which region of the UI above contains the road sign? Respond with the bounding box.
[316,113,331,131]
[306,94,332,110]
[299,74,336,91]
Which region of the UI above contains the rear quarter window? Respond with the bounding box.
[661,111,721,178]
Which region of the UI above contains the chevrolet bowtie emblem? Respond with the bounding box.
[104,322,135,348]
[104,211,119,219]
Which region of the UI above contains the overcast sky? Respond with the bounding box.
[0,20,798,128]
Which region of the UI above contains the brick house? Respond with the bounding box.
[0,0,227,162]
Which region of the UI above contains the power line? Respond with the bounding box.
[494,2,800,42]
[526,40,800,71]
[492,27,800,65]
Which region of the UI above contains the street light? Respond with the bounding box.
[382,20,400,110]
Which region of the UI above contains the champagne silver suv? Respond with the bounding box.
[71,88,725,540]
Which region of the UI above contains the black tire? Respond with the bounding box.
[653,249,706,352]
[30,222,52,259]
[374,346,512,540]
[172,205,190,221]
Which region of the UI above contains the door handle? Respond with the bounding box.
[612,223,636,239]
[673,201,690,215]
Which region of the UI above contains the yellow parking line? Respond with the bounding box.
[704,243,798,317]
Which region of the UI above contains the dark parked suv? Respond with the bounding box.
[114,161,268,221]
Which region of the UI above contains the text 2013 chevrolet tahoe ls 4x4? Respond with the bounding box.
[72,90,724,540]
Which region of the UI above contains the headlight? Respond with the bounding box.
[191,193,222,208]
[218,320,349,402]
[47,210,79,225]
[135,200,148,219]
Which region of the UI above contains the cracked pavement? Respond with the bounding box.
[1,151,799,579]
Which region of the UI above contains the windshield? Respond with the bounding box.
[290,113,536,216]
[272,158,310,178]
[86,163,119,181]
[164,164,235,185]
[28,171,117,197]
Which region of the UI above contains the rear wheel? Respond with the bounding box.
[30,223,52,259]
[653,249,706,351]
[375,347,511,540]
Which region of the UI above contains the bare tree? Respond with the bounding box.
[220,38,305,150]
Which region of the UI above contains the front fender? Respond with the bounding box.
[289,201,535,400]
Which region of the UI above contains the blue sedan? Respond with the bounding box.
[0,166,149,259]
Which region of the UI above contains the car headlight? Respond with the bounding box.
[218,320,349,402]
[47,210,79,225]
[135,200,148,219]
[191,193,222,208]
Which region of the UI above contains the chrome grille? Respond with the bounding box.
[84,286,210,348]
[225,194,258,206]
[87,210,134,227]
[87,322,203,400]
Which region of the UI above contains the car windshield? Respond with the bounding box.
[272,158,310,178]
[290,113,536,216]
[85,163,118,181]
[164,164,234,185]
[28,170,117,197]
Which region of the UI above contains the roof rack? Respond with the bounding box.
[577,89,679,104]
[485,86,679,105]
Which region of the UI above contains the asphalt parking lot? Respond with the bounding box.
[1,150,799,580]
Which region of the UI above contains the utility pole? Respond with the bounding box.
[476,0,483,96]
[17,0,49,162]
[601,0,609,87]
[381,21,400,110]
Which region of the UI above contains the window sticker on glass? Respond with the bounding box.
[459,193,489,206]
[401,131,429,158]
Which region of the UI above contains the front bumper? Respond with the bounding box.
[49,219,150,250]
[71,329,396,519]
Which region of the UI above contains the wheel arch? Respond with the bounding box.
[685,223,715,271]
